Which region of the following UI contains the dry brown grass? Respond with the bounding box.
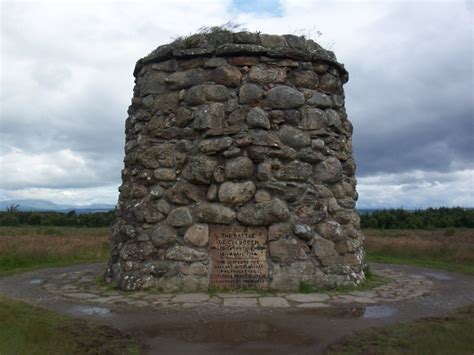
[2,226,473,276]
[364,228,474,274]
[0,226,110,275]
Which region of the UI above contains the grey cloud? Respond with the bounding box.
[344,1,473,177]
[0,1,472,208]
[353,108,473,176]
[0,0,231,197]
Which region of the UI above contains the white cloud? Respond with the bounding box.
[0,185,119,206]
[0,147,98,189]
[357,169,474,209]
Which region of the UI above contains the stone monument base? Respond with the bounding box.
[105,30,366,291]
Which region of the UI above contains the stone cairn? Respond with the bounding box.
[105,30,366,291]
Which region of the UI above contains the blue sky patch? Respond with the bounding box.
[231,0,283,16]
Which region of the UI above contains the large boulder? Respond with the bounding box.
[150,222,177,247]
[225,156,254,179]
[218,181,256,204]
[265,86,305,109]
[237,198,290,225]
[193,203,236,224]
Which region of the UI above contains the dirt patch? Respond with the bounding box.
[136,319,314,346]
[60,318,138,354]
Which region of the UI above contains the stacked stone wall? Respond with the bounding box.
[105,31,366,291]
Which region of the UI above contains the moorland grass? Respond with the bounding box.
[1,227,472,277]
[364,228,474,275]
[0,226,110,276]
[0,226,474,278]
[0,294,138,354]
[327,304,474,354]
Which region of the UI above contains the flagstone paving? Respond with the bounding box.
[39,266,434,309]
[2,263,473,355]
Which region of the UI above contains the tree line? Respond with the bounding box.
[0,210,115,227]
[360,207,474,229]
[0,207,472,229]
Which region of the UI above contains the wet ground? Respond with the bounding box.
[1,263,473,354]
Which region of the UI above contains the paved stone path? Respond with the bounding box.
[40,266,433,309]
[1,262,473,355]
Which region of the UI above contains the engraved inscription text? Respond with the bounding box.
[209,226,268,289]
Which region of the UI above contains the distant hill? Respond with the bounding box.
[356,208,417,215]
[357,209,379,215]
[0,199,115,213]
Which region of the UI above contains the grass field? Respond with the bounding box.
[0,226,472,354]
[0,226,110,276]
[328,304,474,354]
[0,226,472,276]
[365,228,474,275]
[0,294,138,355]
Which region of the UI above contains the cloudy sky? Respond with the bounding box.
[0,0,472,209]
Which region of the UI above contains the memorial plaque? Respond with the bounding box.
[209,225,268,289]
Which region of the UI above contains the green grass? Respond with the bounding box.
[207,287,275,296]
[96,273,116,292]
[328,305,474,354]
[364,228,474,275]
[367,253,474,275]
[171,22,243,49]
[298,269,388,294]
[0,226,109,276]
[0,295,139,355]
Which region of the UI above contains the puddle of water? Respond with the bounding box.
[363,305,396,319]
[141,320,314,345]
[422,272,452,281]
[29,279,44,285]
[69,305,112,317]
[297,306,365,319]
